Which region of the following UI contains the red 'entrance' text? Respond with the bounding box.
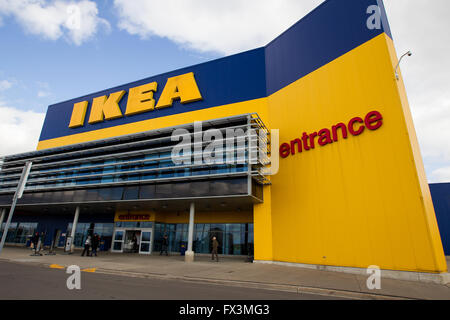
[279,110,383,158]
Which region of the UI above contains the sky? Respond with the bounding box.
[0,0,448,183]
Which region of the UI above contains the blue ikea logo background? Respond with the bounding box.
[39,48,267,141]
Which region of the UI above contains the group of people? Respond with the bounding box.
[27,229,221,262]
[30,229,220,260]
[81,233,101,257]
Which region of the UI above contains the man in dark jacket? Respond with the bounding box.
[81,235,91,256]
[31,232,40,255]
[160,234,168,256]
[91,234,100,257]
[211,236,219,262]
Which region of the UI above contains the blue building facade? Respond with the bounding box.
[430,183,450,255]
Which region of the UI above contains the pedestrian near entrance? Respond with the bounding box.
[81,235,91,256]
[160,234,168,256]
[91,234,100,257]
[31,232,40,255]
[131,234,139,253]
[211,236,219,262]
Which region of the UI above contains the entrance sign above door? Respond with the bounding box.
[114,212,154,222]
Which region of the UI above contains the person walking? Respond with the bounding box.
[160,234,169,256]
[81,235,91,256]
[91,234,100,257]
[211,236,219,262]
[31,232,40,255]
[132,234,138,253]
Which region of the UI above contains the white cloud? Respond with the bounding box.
[0,80,12,91]
[431,167,450,183]
[113,0,322,55]
[0,104,45,156]
[0,0,110,45]
[37,90,50,98]
[36,82,51,98]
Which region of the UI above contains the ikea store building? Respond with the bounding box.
[0,0,449,277]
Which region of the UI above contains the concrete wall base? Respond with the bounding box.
[254,260,450,285]
[184,251,194,263]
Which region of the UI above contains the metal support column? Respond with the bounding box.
[0,208,5,228]
[0,208,5,239]
[185,202,195,262]
[69,206,80,253]
[0,161,32,255]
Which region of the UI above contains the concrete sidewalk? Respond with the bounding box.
[0,246,449,300]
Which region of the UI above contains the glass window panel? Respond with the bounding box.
[141,232,151,242]
[5,222,18,243]
[121,222,138,228]
[114,231,124,241]
[139,185,155,199]
[140,222,153,228]
[122,186,139,200]
[140,242,150,252]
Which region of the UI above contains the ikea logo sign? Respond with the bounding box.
[68,72,202,128]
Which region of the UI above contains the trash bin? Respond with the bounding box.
[180,244,186,256]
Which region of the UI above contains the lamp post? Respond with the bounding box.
[395,51,412,80]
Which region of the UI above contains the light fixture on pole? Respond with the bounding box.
[395,51,412,80]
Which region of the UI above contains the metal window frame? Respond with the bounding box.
[0,145,255,186]
[0,123,256,173]
[0,171,250,195]
[0,113,271,194]
[1,114,262,166]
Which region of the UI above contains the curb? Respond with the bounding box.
[255,260,450,285]
[93,267,409,300]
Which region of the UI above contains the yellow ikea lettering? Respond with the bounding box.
[88,90,126,124]
[68,72,202,128]
[69,101,89,128]
[125,82,158,116]
[155,72,203,109]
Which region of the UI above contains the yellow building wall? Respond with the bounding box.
[263,33,447,273]
[253,186,273,261]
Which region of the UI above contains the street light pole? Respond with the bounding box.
[0,161,32,255]
[395,51,412,80]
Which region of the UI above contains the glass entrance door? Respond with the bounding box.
[112,229,125,252]
[123,230,140,253]
[139,229,152,254]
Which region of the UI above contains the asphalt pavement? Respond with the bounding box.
[0,261,339,300]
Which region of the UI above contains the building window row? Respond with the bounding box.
[1,221,254,256]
